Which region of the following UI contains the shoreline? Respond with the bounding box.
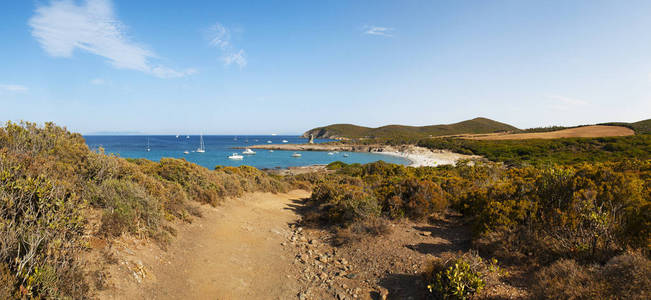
[242,143,479,167]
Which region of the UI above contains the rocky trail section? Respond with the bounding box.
[98,190,310,300]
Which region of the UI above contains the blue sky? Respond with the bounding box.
[1,0,650,134]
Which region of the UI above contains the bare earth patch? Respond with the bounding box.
[97,190,310,300]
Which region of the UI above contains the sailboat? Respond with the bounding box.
[196,134,206,153]
[146,137,151,152]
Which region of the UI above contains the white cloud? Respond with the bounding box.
[363,25,394,37]
[223,50,247,68]
[0,84,28,92]
[29,0,195,78]
[207,23,247,68]
[547,95,589,111]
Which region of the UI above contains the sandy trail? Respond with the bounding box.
[102,190,310,300]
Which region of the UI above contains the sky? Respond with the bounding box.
[1,0,650,134]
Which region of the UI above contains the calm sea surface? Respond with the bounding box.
[83,135,410,169]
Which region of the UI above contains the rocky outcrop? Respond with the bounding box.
[301,128,339,139]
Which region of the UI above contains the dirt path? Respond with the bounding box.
[100,190,310,300]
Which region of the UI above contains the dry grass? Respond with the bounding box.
[532,251,651,299]
[465,125,634,140]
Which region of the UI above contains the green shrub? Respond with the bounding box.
[311,182,380,225]
[94,179,161,237]
[425,252,504,300]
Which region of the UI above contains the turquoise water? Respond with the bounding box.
[83,135,410,169]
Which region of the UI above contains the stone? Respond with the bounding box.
[298,291,308,300]
[378,287,389,300]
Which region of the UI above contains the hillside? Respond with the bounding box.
[599,118,651,135]
[302,117,520,139]
[467,125,634,140]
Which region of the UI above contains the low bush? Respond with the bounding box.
[532,251,651,299]
[424,252,505,300]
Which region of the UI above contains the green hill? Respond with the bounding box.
[302,117,520,139]
[599,118,651,135]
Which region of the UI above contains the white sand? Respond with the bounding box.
[372,145,478,167]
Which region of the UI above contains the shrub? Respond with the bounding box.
[425,252,504,300]
[532,252,651,299]
[0,159,87,298]
[532,259,596,299]
[311,182,380,225]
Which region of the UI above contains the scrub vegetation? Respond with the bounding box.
[303,158,650,298]
[418,134,650,166]
[0,121,290,298]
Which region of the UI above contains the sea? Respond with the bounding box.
[83,135,411,169]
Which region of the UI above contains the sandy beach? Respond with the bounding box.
[243,143,478,167]
[369,145,479,167]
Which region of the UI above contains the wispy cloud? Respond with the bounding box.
[363,25,395,37]
[207,23,247,68]
[0,84,28,93]
[29,0,195,78]
[547,95,589,111]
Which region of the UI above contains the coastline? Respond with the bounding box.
[241,143,479,167]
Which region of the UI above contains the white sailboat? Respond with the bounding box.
[242,148,256,155]
[196,134,206,153]
[146,137,151,152]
